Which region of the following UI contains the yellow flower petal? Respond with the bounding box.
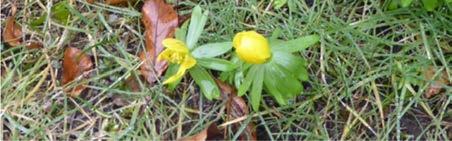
[233,31,271,64]
[157,49,172,61]
[180,55,197,70]
[163,66,186,84]
[159,38,197,85]
[162,55,196,84]
[162,38,189,53]
[233,32,244,49]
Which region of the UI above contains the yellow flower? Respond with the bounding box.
[158,38,197,84]
[233,31,271,64]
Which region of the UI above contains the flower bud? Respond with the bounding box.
[233,31,271,64]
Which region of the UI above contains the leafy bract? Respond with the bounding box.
[250,65,264,111]
[191,42,232,58]
[186,6,209,49]
[189,66,220,100]
[272,35,319,53]
[197,58,237,72]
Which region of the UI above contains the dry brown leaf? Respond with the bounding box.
[216,79,249,117]
[140,0,178,84]
[3,10,42,49]
[178,123,223,141]
[178,128,207,141]
[3,16,23,47]
[62,47,93,97]
[86,0,95,4]
[423,66,450,98]
[25,41,43,49]
[126,75,141,92]
[215,79,257,140]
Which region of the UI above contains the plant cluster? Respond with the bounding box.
[160,6,319,111]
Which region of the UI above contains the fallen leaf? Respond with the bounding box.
[3,16,22,47]
[126,75,141,92]
[3,10,42,49]
[140,0,178,84]
[178,128,207,141]
[178,123,223,141]
[25,41,43,49]
[423,66,450,98]
[216,79,257,140]
[86,0,95,3]
[62,47,93,97]
[216,79,249,117]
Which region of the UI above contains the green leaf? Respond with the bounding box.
[264,80,287,105]
[388,0,400,10]
[273,0,287,9]
[164,64,182,90]
[422,0,439,11]
[299,67,309,81]
[234,68,244,89]
[191,42,232,58]
[186,6,209,49]
[238,65,259,96]
[29,15,46,27]
[273,35,320,53]
[250,65,264,111]
[52,1,71,23]
[29,1,71,27]
[287,0,296,13]
[263,63,289,105]
[270,28,283,39]
[264,62,302,101]
[197,58,237,72]
[175,20,190,42]
[272,51,308,81]
[189,66,220,100]
[401,0,414,7]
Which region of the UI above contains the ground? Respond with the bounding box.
[1,0,451,140]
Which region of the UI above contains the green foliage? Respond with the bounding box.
[189,66,220,100]
[30,0,71,27]
[186,6,209,49]
[191,42,232,58]
[4,0,451,140]
[401,0,415,7]
[272,35,320,53]
[250,65,264,111]
[164,64,181,90]
[197,58,236,72]
[238,63,257,96]
[386,0,450,11]
[165,5,233,100]
[273,0,288,9]
[232,35,319,111]
[421,0,439,11]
